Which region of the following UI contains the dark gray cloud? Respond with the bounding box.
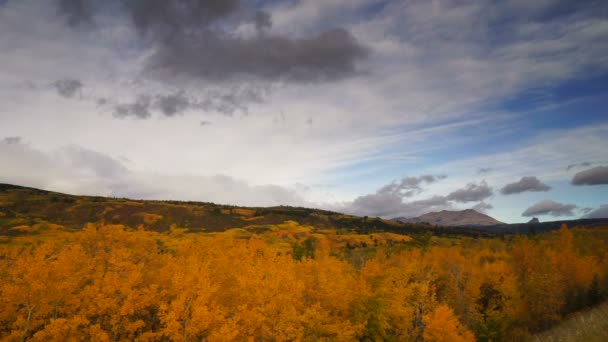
[567,162,592,171]
[348,193,406,217]
[254,10,272,32]
[522,199,577,217]
[472,202,493,213]
[584,205,608,219]
[196,86,266,115]
[108,86,267,118]
[347,193,451,218]
[59,0,93,26]
[571,166,608,185]
[500,176,551,195]
[155,92,191,116]
[57,0,367,84]
[377,174,445,197]
[53,79,83,98]
[113,95,152,119]
[2,136,22,145]
[478,167,493,174]
[148,28,368,83]
[447,181,493,203]
[341,175,451,217]
[342,177,497,217]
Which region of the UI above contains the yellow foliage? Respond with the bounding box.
[9,225,35,232]
[0,224,606,341]
[423,305,475,342]
[140,212,163,224]
[233,208,256,216]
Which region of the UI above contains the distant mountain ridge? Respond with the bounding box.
[3,183,607,238]
[394,209,503,226]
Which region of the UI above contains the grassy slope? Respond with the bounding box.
[531,302,608,342]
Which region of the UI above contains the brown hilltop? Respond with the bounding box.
[394,209,503,227]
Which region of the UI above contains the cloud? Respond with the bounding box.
[337,174,452,217]
[472,202,493,213]
[500,176,551,195]
[113,95,152,119]
[345,193,451,218]
[340,176,497,218]
[2,136,22,145]
[155,92,191,117]
[571,166,608,185]
[0,140,129,192]
[522,199,577,217]
[104,86,269,118]
[584,205,608,219]
[61,145,128,179]
[254,10,272,32]
[56,0,368,84]
[53,79,83,98]
[478,167,493,174]
[377,174,444,197]
[150,28,368,83]
[339,178,498,218]
[0,138,308,207]
[59,0,93,26]
[567,162,592,171]
[447,181,493,203]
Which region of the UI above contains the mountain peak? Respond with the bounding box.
[394,209,503,227]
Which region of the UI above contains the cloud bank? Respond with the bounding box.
[57,0,368,84]
[0,138,308,207]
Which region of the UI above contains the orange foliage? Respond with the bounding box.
[423,305,475,342]
[0,224,607,341]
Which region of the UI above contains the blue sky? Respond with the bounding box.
[0,0,607,223]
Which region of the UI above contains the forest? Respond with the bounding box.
[0,220,607,341]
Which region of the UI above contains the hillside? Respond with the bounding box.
[4,183,607,239]
[394,209,503,226]
[2,183,488,237]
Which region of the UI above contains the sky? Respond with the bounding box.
[1,0,607,223]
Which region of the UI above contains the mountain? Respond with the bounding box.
[394,209,503,226]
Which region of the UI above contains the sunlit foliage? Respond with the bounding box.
[0,223,607,341]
